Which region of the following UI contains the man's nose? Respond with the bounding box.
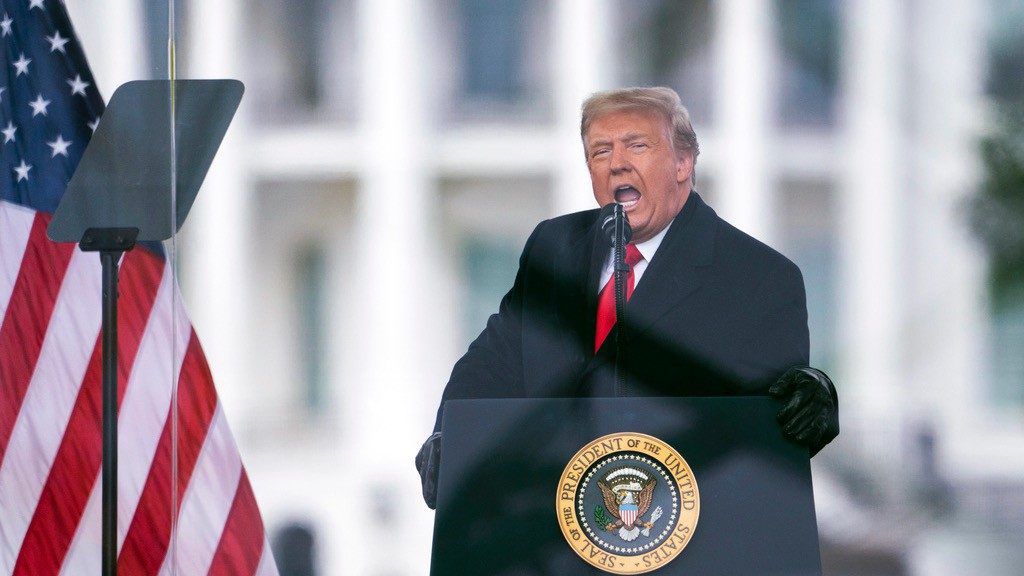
[609,145,631,173]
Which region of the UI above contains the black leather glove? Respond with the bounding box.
[769,366,839,455]
[415,432,442,509]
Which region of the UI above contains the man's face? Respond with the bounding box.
[585,109,693,243]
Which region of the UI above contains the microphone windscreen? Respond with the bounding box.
[599,203,632,246]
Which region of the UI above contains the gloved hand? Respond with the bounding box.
[415,432,442,509]
[769,366,839,455]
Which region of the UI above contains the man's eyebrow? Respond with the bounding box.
[587,132,651,147]
[620,132,650,142]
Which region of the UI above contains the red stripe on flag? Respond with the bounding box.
[207,470,266,576]
[117,330,219,574]
[0,214,74,462]
[12,249,164,576]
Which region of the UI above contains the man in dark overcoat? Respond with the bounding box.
[417,87,839,508]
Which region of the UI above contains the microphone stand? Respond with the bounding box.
[612,204,628,396]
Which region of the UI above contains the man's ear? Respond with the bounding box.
[676,151,694,184]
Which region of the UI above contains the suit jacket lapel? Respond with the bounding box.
[555,217,603,371]
[624,191,716,343]
[572,192,716,393]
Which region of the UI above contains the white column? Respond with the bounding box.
[347,1,435,573]
[552,0,611,215]
[180,0,252,428]
[837,0,905,464]
[65,0,144,97]
[714,0,774,243]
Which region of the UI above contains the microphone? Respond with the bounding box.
[599,203,632,247]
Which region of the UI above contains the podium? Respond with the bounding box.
[431,397,822,575]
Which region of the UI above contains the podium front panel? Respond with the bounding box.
[432,396,821,576]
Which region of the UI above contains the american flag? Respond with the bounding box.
[0,1,277,574]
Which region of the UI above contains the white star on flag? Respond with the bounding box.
[47,134,71,157]
[29,94,51,116]
[13,159,31,181]
[88,118,99,132]
[46,31,69,53]
[67,75,89,97]
[3,121,16,143]
[28,0,46,10]
[0,13,11,37]
[13,53,31,76]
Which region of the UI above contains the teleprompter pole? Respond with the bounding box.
[80,227,138,576]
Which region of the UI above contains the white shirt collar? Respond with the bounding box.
[633,222,670,263]
[598,221,672,292]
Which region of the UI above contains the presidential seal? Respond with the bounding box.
[556,432,699,574]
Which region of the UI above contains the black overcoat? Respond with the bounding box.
[435,192,831,448]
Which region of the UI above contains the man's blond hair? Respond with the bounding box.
[580,87,699,162]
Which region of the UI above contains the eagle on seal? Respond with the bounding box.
[597,469,656,542]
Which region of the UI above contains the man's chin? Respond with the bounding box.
[626,215,651,241]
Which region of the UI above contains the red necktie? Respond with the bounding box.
[594,243,644,352]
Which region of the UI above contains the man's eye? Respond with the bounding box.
[592,149,610,158]
[630,143,648,150]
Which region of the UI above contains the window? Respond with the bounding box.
[991,298,1024,407]
[459,0,527,102]
[460,236,521,344]
[441,177,551,346]
[616,0,716,124]
[437,0,552,122]
[777,180,838,371]
[774,0,841,128]
[295,244,327,412]
[252,178,355,428]
[986,0,1024,103]
[976,0,1024,407]
[246,0,358,123]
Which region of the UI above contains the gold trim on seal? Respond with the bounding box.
[555,432,699,574]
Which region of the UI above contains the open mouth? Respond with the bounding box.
[614,185,641,210]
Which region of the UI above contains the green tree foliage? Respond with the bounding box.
[970,105,1024,307]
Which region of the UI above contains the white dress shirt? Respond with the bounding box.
[596,223,671,293]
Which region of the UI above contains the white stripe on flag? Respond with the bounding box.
[158,405,242,576]
[0,248,100,573]
[116,264,186,544]
[58,269,192,573]
[59,470,101,576]
[0,201,35,325]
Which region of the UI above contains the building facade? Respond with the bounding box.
[69,1,1024,574]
